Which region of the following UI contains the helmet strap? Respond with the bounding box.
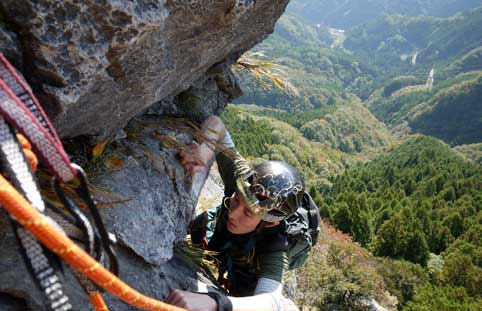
[255,220,266,235]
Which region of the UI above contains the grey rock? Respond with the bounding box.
[196,163,225,212]
[0,117,205,310]
[0,0,290,308]
[147,59,243,124]
[353,296,389,311]
[0,26,21,68]
[0,292,30,311]
[0,0,289,138]
[94,118,197,265]
[0,209,199,311]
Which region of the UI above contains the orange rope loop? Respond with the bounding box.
[89,292,109,311]
[0,174,185,311]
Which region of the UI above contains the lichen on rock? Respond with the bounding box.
[0,0,289,138]
[0,0,290,309]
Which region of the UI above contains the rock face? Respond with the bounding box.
[0,0,289,309]
[0,117,207,310]
[0,0,289,138]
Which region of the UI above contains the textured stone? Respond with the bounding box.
[146,56,242,123]
[0,117,206,310]
[0,0,290,308]
[0,293,30,311]
[0,26,21,68]
[196,162,225,211]
[0,209,199,310]
[93,117,206,265]
[0,0,289,138]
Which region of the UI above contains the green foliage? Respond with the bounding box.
[238,4,482,110]
[236,13,379,108]
[346,14,440,65]
[403,285,482,311]
[273,13,333,47]
[287,0,481,29]
[345,7,482,69]
[410,75,482,145]
[220,105,349,188]
[366,72,482,146]
[322,136,482,263]
[227,4,482,308]
[383,76,423,97]
[220,106,273,157]
[376,258,428,307]
[441,224,482,297]
[449,46,482,72]
[296,236,388,309]
[251,105,338,130]
[310,136,482,307]
[299,103,393,154]
[455,143,482,165]
[374,209,430,266]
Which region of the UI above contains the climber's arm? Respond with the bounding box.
[166,251,296,311]
[224,251,296,311]
[178,116,252,190]
[228,278,291,311]
[179,116,228,174]
[167,278,295,311]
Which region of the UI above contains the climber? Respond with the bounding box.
[166,116,315,311]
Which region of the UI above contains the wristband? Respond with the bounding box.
[205,291,233,311]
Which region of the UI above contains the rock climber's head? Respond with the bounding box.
[227,161,304,234]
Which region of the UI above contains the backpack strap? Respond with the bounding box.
[303,193,320,246]
[255,225,289,254]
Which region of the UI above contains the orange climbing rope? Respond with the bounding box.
[0,174,185,311]
[89,292,109,311]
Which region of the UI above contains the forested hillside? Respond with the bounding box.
[221,104,482,309]
[456,143,482,165]
[222,103,396,186]
[227,1,482,309]
[288,0,481,28]
[345,7,482,70]
[221,105,349,188]
[366,71,482,145]
[300,102,393,154]
[318,136,482,309]
[236,14,377,109]
[239,4,482,109]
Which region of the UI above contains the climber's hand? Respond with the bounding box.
[166,289,217,311]
[179,142,213,174]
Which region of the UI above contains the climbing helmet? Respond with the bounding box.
[235,161,305,222]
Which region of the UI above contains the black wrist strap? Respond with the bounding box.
[205,291,233,311]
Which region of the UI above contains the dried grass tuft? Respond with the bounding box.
[233,51,299,96]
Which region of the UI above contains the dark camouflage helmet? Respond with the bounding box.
[236,161,305,222]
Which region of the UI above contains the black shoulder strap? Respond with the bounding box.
[303,193,321,246]
[255,226,289,254]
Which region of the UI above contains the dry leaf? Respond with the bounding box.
[104,156,125,169]
[92,139,109,159]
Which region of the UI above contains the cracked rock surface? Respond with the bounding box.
[0,0,289,308]
[0,0,289,138]
[94,117,206,265]
[0,117,207,310]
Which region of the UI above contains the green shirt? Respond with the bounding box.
[200,203,288,297]
[191,149,288,296]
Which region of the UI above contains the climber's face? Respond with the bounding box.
[227,192,262,234]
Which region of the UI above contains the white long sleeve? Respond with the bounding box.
[228,278,299,311]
